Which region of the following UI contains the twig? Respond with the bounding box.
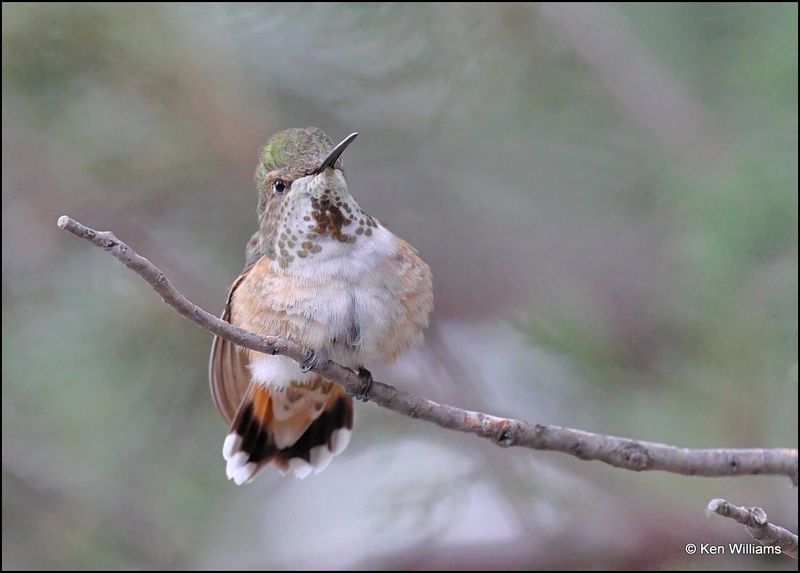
[706,498,798,559]
[57,215,799,483]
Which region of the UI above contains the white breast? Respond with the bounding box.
[280,223,402,367]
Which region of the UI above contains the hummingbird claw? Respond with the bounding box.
[355,367,373,402]
[301,349,329,373]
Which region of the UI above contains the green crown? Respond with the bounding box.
[258,127,336,175]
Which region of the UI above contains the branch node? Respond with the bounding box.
[706,498,798,559]
[569,439,587,459]
[751,507,768,527]
[497,424,515,447]
[619,441,651,471]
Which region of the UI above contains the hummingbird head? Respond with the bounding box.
[254,127,377,270]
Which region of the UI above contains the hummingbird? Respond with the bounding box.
[209,128,434,484]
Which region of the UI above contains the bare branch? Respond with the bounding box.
[57,215,799,483]
[706,498,798,559]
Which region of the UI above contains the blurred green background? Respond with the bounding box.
[2,3,797,570]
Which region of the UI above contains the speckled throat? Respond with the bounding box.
[259,169,379,270]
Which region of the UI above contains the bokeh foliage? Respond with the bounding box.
[2,3,797,570]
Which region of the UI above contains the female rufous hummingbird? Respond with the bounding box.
[209,128,433,484]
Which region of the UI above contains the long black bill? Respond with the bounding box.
[313,132,359,174]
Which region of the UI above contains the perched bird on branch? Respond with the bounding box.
[209,128,434,484]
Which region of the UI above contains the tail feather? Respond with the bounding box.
[223,381,353,484]
[275,395,353,475]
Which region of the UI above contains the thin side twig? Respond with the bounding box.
[706,498,798,559]
[57,215,799,483]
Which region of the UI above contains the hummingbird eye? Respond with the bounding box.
[272,179,288,196]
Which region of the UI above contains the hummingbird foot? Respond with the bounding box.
[355,367,373,402]
[301,348,329,373]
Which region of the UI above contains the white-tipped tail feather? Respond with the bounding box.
[220,382,353,485]
[233,462,257,485]
[222,427,352,484]
[310,445,334,474]
[225,451,248,480]
[288,458,313,479]
[330,428,351,456]
[223,437,258,485]
[222,434,241,461]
